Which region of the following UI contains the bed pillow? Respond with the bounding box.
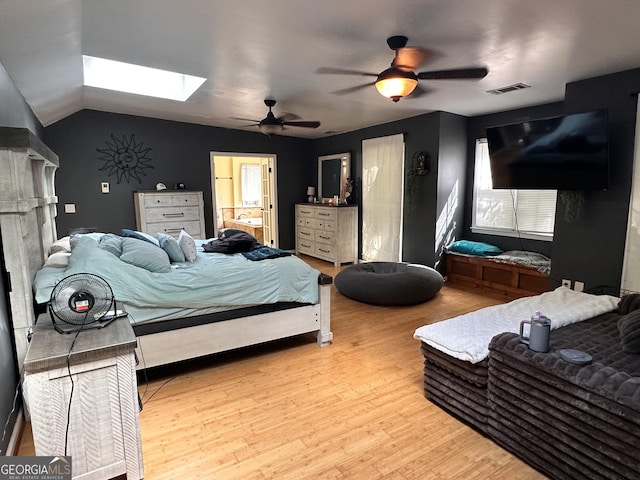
[43,251,71,268]
[49,236,71,254]
[157,232,186,263]
[121,228,159,246]
[178,229,197,262]
[120,237,171,273]
[617,309,640,353]
[98,233,123,257]
[447,240,503,257]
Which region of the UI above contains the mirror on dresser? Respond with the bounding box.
[318,152,350,202]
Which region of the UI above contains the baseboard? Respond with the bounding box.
[6,407,24,455]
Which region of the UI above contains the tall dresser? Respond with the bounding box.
[134,190,206,238]
[295,204,358,267]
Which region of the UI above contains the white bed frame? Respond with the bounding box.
[134,281,332,369]
[7,126,333,373]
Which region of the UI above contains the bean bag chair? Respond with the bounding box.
[335,262,443,305]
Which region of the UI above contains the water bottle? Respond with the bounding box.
[520,310,551,352]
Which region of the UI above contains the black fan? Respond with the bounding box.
[48,273,118,334]
[317,35,488,102]
[233,99,320,136]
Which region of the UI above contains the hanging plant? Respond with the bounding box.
[559,191,586,222]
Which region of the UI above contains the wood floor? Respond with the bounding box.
[18,256,546,479]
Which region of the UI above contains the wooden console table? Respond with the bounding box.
[23,315,144,480]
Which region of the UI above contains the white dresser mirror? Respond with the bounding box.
[318,152,350,202]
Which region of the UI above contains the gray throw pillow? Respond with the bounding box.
[120,237,171,273]
[157,232,186,263]
[178,229,197,262]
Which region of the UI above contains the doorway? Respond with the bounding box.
[210,152,278,247]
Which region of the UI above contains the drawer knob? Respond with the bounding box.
[163,212,185,217]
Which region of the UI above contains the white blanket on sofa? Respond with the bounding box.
[413,287,619,363]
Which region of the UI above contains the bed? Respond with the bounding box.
[33,232,333,369]
[414,288,640,478]
[444,240,551,298]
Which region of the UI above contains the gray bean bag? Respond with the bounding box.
[335,262,443,305]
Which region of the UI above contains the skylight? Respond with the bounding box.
[82,55,206,101]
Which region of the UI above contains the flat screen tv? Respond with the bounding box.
[486,109,609,190]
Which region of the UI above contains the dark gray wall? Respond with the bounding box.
[434,112,467,269]
[312,111,464,267]
[44,110,314,249]
[465,68,640,291]
[555,68,640,291]
[0,61,40,454]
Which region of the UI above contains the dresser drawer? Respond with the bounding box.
[144,205,201,223]
[314,208,337,222]
[143,193,201,208]
[152,220,203,237]
[297,227,314,242]
[296,238,314,255]
[323,219,336,231]
[314,242,336,258]
[315,230,335,245]
[296,206,314,218]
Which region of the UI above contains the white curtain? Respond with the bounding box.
[361,133,405,262]
[621,98,640,292]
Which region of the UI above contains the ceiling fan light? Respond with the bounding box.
[375,68,418,102]
[259,123,283,136]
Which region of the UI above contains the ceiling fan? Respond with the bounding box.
[233,99,321,136]
[317,35,489,102]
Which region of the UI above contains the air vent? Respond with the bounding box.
[486,83,531,95]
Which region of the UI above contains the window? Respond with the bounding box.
[472,138,557,240]
[240,163,261,206]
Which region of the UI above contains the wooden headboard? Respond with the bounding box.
[0,128,58,368]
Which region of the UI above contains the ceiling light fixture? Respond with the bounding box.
[82,55,206,101]
[375,67,418,102]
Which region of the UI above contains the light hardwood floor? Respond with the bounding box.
[18,256,546,479]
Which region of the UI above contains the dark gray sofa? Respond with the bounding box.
[421,301,640,479]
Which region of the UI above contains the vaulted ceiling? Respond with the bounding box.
[2,0,640,138]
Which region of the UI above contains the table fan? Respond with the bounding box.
[48,273,118,334]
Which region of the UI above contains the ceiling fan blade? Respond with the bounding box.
[417,67,488,80]
[278,112,301,122]
[316,67,378,77]
[282,120,321,129]
[231,116,261,123]
[332,81,377,95]
[407,84,433,98]
[394,47,430,71]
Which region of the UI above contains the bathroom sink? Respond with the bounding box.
[234,218,262,226]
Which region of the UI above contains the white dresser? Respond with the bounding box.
[295,204,358,267]
[134,190,206,238]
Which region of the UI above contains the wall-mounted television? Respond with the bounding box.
[486,109,610,190]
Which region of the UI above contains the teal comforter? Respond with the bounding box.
[34,235,320,311]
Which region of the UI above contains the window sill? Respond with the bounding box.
[471,226,553,242]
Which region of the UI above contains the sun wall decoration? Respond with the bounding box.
[97,133,154,183]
